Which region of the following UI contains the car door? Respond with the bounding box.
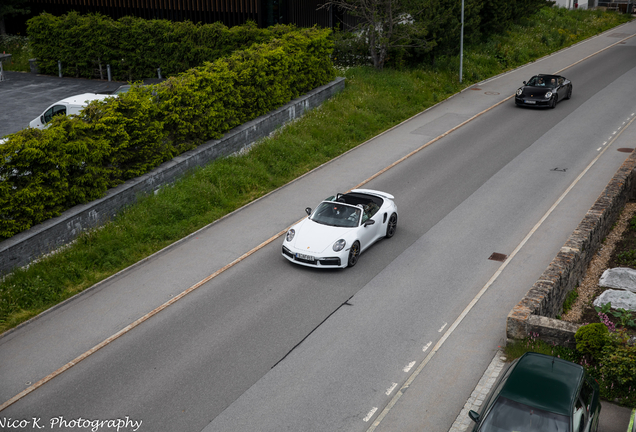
[580,378,600,432]
[358,209,381,252]
[556,77,568,100]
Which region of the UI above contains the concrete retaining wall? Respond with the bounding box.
[506,150,636,348]
[0,77,345,275]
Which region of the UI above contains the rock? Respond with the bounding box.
[593,289,636,311]
[599,267,636,293]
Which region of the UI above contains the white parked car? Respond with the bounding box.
[282,189,398,268]
[29,93,111,129]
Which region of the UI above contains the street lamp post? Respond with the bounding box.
[460,0,464,83]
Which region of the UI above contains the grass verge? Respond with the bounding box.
[0,8,631,334]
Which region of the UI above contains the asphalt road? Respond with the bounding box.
[1,22,636,432]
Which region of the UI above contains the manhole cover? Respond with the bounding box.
[484,91,500,95]
[489,252,507,262]
[617,148,634,153]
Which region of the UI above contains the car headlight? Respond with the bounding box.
[545,91,552,99]
[333,239,346,252]
[516,88,523,96]
[286,229,295,242]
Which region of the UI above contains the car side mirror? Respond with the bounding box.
[364,219,375,227]
[305,207,312,216]
[468,410,480,423]
[523,81,527,85]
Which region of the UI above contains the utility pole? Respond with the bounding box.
[460,0,464,83]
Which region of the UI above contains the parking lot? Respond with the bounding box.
[0,71,125,138]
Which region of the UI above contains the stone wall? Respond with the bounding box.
[506,150,636,348]
[0,77,345,275]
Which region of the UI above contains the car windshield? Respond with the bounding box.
[527,76,557,88]
[478,397,570,432]
[310,202,361,228]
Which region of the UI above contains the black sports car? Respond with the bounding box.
[514,74,572,108]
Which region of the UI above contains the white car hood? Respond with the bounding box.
[291,219,351,254]
[29,116,43,129]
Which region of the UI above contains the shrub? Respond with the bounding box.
[26,12,297,80]
[575,323,610,360]
[0,27,335,239]
[595,343,636,405]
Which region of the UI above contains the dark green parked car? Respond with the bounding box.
[469,352,601,432]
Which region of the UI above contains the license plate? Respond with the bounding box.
[525,100,536,104]
[296,253,315,261]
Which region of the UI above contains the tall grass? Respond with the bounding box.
[0,8,631,333]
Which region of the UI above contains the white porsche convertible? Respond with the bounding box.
[282,189,398,268]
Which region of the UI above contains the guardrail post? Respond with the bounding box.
[107,64,112,82]
[58,60,62,78]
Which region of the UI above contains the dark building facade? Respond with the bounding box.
[7,0,355,34]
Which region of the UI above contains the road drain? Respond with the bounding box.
[489,253,507,262]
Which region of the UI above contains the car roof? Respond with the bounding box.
[499,352,584,416]
[57,93,111,105]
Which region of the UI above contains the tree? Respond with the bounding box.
[0,0,30,36]
[319,0,431,70]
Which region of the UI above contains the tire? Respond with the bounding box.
[348,241,360,267]
[550,95,558,109]
[565,85,572,100]
[385,213,398,238]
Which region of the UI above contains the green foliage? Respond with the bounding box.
[562,289,579,315]
[504,334,582,363]
[0,34,31,71]
[0,0,29,35]
[26,12,296,80]
[615,249,636,267]
[0,27,335,239]
[610,308,636,329]
[595,302,612,315]
[629,212,636,232]
[588,343,636,405]
[575,323,610,360]
[423,0,483,59]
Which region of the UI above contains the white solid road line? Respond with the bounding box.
[364,78,636,432]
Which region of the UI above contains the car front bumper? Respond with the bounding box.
[515,96,551,107]
[281,245,345,268]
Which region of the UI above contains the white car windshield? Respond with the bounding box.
[310,202,361,228]
[479,397,570,432]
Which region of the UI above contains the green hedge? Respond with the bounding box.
[0,27,335,239]
[26,12,299,80]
